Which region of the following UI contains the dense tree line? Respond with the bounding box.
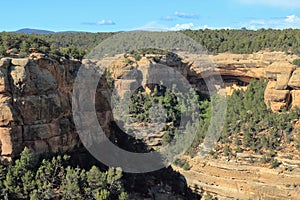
[123,77,300,163]
[0,32,114,60]
[220,79,300,155]
[1,29,300,61]
[186,79,300,162]
[181,29,300,55]
[0,148,128,200]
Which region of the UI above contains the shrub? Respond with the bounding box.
[260,155,271,164]
[292,59,300,66]
[133,54,142,61]
[124,58,133,65]
[174,158,191,171]
[270,158,281,168]
[224,145,231,156]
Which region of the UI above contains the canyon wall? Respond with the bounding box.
[0,51,299,158]
[0,54,82,159]
[210,51,300,112]
[174,156,300,200]
[0,54,113,160]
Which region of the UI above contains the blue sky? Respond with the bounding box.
[1,0,300,32]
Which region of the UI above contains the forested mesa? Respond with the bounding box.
[1,29,300,60]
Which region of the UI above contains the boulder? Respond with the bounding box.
[265,62,295,89]
[0,58,12,69]
[0,58,12,93]
[288,68,300,89]
[291,90,300,108]
[11,58,29,67]
[0,97,13,127]
[269,102,288,112]
[264,81,290,111]
[265,62,295,79]
[115,79,140,97]
[264,89,290,103]
[6,48,19,55]
[276,73,292,90]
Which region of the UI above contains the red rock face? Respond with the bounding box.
[0,52,299,158]
[0,54,115,159]
[0,55,83,159]
[264,63,300,112]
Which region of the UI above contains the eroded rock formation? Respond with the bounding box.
[174,156,300,200]
[0,51,299,158]
[0,55,83,159]
[210,52,300,112]
[0,53,119,160]
[263,63,300,112]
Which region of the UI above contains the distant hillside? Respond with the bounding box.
[14,28,55,34]
[13,28,87,34]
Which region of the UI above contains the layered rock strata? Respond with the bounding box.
[0,51,299,158]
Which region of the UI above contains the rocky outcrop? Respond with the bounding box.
[174,156,300,200]
[264,81,291,111]
[0,55,82,159]
[291,90,300,108]
[0,55,85,159]
[265,62,295,89]
[210,52,300,112]
[288,68,300,89]
[263,62,300,112]
[1,50,300,200]
[0,51,299,158]
[110,54,197,94]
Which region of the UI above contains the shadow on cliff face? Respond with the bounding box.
[72,39,219,198]
[65,119,201,199]
[110,121,201,199]
[70,71,201,198]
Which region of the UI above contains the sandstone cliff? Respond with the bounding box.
[0,51,299,159]
[174,156,300,200]
[0,53,117,161]
[210,51,300,112]
[0,54,83,159]
[0,50,300,199]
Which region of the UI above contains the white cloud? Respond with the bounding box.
[134,22,198,31]
[170,23,232,31]
[240,14,300,29]
[171,23,195,30]
[200,25,233,30]
[236,0,300,8]
[174,11,198,19]
[83,20,116,26]
[96,20,116,25]
[135,21,234,31]
[285,15,300,23]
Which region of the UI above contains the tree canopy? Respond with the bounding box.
[1,29,300,60]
